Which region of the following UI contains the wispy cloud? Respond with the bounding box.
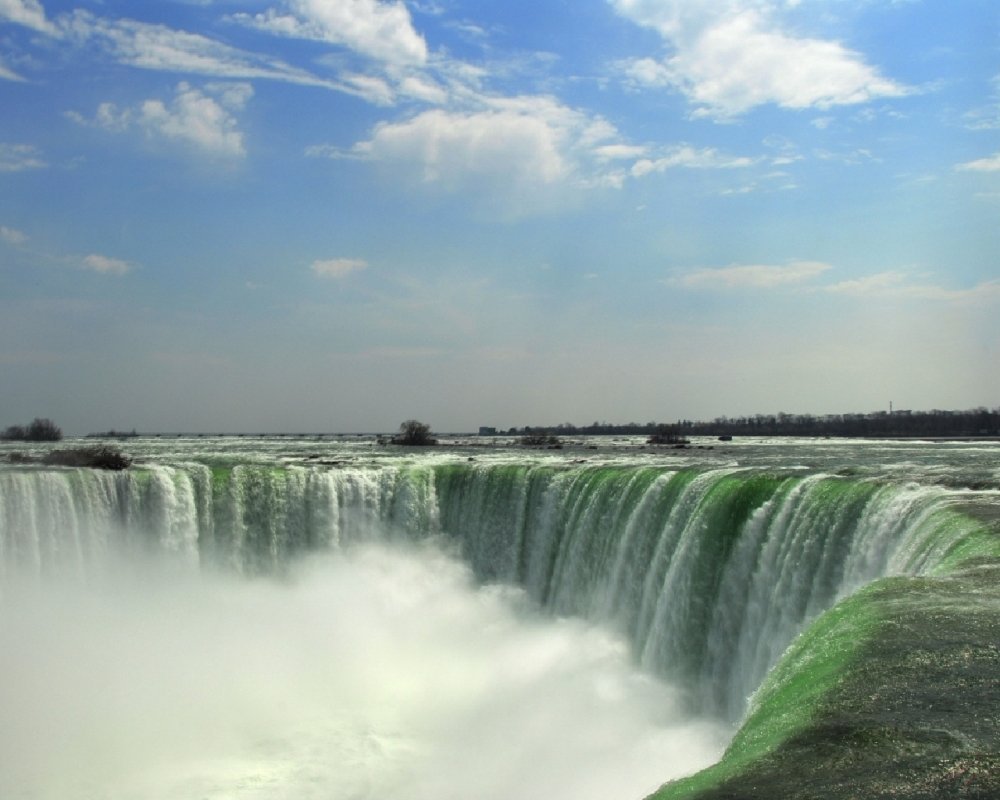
[5,229,135,276]
[0,224,27,245]
[611,1,908,119]
[0,0,56,35]
[0,142,46,171]
[82,254,131,275]
[233,0,428,67]
[58,10,341,92]
[5,2,439,104]
[824,272,1000,303]
[956,152,1000,172]
[963,75,1000,131]
[312,257,369,278]
[0,56,25,82]
[68,82,253,158]
[229,0,448,107]
[673,260,833,289]
[630,145,756,177]
[673,261,1000,305]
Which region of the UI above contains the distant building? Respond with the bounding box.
[478,426,497,436]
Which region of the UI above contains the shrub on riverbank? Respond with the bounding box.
[1,418,62,442]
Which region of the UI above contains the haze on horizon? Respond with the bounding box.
[1,1,997,435]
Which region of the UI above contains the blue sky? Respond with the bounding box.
[1,0,998,433]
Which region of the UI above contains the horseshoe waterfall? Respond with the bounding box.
[1,436,998,800]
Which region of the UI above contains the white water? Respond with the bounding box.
[0,539,727,800]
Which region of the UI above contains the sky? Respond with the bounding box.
[1,0,998,434]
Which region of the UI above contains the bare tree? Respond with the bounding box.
[27,418,62,441]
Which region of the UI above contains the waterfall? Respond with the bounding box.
[2,459,988,725]
[434,464,988,719]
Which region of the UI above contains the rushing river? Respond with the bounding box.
[1,435,998,799]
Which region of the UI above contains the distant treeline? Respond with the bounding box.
[508,407,1000,439]
[85,429,140,439]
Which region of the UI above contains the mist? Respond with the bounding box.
[0,539,726,800]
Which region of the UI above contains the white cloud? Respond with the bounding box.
[825,272,1000,303]
[312,257,369,278]
[672,262,1000,305]
[956,152,1000,172]
[59,10,338,91]
[398,74,448,104]
[65,101,132,132]
[325,93,758,206]
[139,82,251,157]
[57,7,436,104]
[0,0,55,34]
[0,142,45,171]
[235,0,428,67]
[339,72,396,105]
[351,104,579,191]
[304,143,356,160]
[0,225,27,245]
[621,57,672,88]
[0,56,25,82]
[232,0,449,108]
[823,270,907,296]
[963,75,1000,131]
[630,145,755,177]
[594,143,650,162]
[82,254,131,275]
[611,1,908,118]
[675,260,832,289]
[71,83,253,158]
[813,146,880,165]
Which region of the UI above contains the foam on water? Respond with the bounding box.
[0,540,727,800]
